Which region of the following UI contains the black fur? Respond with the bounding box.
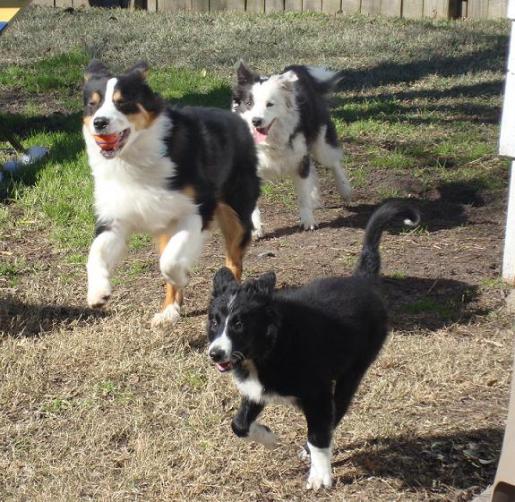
[207,201,420,480]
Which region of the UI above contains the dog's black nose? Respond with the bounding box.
[93,116,110,131]
[252,117,263,128]
[209,348,226,363]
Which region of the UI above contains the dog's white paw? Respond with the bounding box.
[306,468,333,491]
[252,225,265,240]
[300,219,318,231]
[247,423,278,449]
[151,303,181,328]
[87,277,112,308]
[338,182,353,203]
[298,445,310,462]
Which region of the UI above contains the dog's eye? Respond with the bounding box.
[232,319,243,330]
[211,318,218,329]
[266,102,274,108]
[88,100,98,107]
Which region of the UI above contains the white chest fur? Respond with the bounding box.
[256,132,307,181]
[234,363,296,406]
[84,115,196,234]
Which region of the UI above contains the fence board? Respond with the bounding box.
[73,0,89,7]
[211,0,244,9]
[303,0,321,10]
[246,0,264,11]
[489,0,508,17]
[284,0,302,9]
[340,0,360,13]
[35,0,55,5]
[191,0,209,9]
[265,0,284,11]
[361,0,381,15]
[322,0,341,13]
[381,0,401,16]
[159,0,191,9]
[55,0,73,6]
[424,0,449,17]
[468,0,489,17]
[147,0,158,10]
[402,0,424,17]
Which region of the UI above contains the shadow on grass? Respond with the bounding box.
[0,296,105,338]
[0,111,84,201]
[333,427,503,492]
[382,276,483,331]
[332,79,504,126]
[262,167,506,241]
[336,38,508,93]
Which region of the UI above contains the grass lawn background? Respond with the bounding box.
[0,7,513,501]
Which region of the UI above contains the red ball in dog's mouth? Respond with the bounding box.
[93,129,130,158]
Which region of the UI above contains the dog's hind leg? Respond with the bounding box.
[216,203,251,281]
[333,368,367,427]
[301,393,335,490]
[251,205,264,239]
[312,124,352,203]
[151,233,184,327]
[294,156,320,231]
[153,214,206,327]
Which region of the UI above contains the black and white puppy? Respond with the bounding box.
[83,60,260,327]
[232,62,352,236]
[206,201,419,490]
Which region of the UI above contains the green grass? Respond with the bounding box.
[403,297,457,318]
[0,7,509,252]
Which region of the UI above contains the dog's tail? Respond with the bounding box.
[305,66,345,94]
[354,201,420,279]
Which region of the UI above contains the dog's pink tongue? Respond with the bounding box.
[253,128,268,144]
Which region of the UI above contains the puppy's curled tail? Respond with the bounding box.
[354,201,420,279]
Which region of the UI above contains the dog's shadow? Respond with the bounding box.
[381,275,485,332]
[260,176,499,240]
[0,296,105,338]
[330,426,503,490]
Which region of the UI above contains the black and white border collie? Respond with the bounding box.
[206,201,420,490]
[232,62,352,237]
[83,60,260,327]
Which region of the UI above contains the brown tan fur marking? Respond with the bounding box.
[215,203,247,281]
[127,104,157,131]
[157,234,183,308]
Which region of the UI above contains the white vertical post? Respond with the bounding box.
[499,0,515,285]
[503,164,515,284]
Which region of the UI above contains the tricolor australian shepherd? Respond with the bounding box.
[207,201,419,490]
[82,60,260,326]
[232,62,352,237]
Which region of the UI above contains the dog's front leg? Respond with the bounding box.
[231,398,277,449]
[87,222,128,308]
[302,396,334,490]
[294,157,319,231]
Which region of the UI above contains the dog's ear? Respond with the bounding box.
[278,70,298,91]
[255,272,276,296]
[127,60,149,80]
[236,60,258,86]
[212,267,237,297]
[84,59,110,82]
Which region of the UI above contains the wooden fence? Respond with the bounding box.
[32,0,508,17]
